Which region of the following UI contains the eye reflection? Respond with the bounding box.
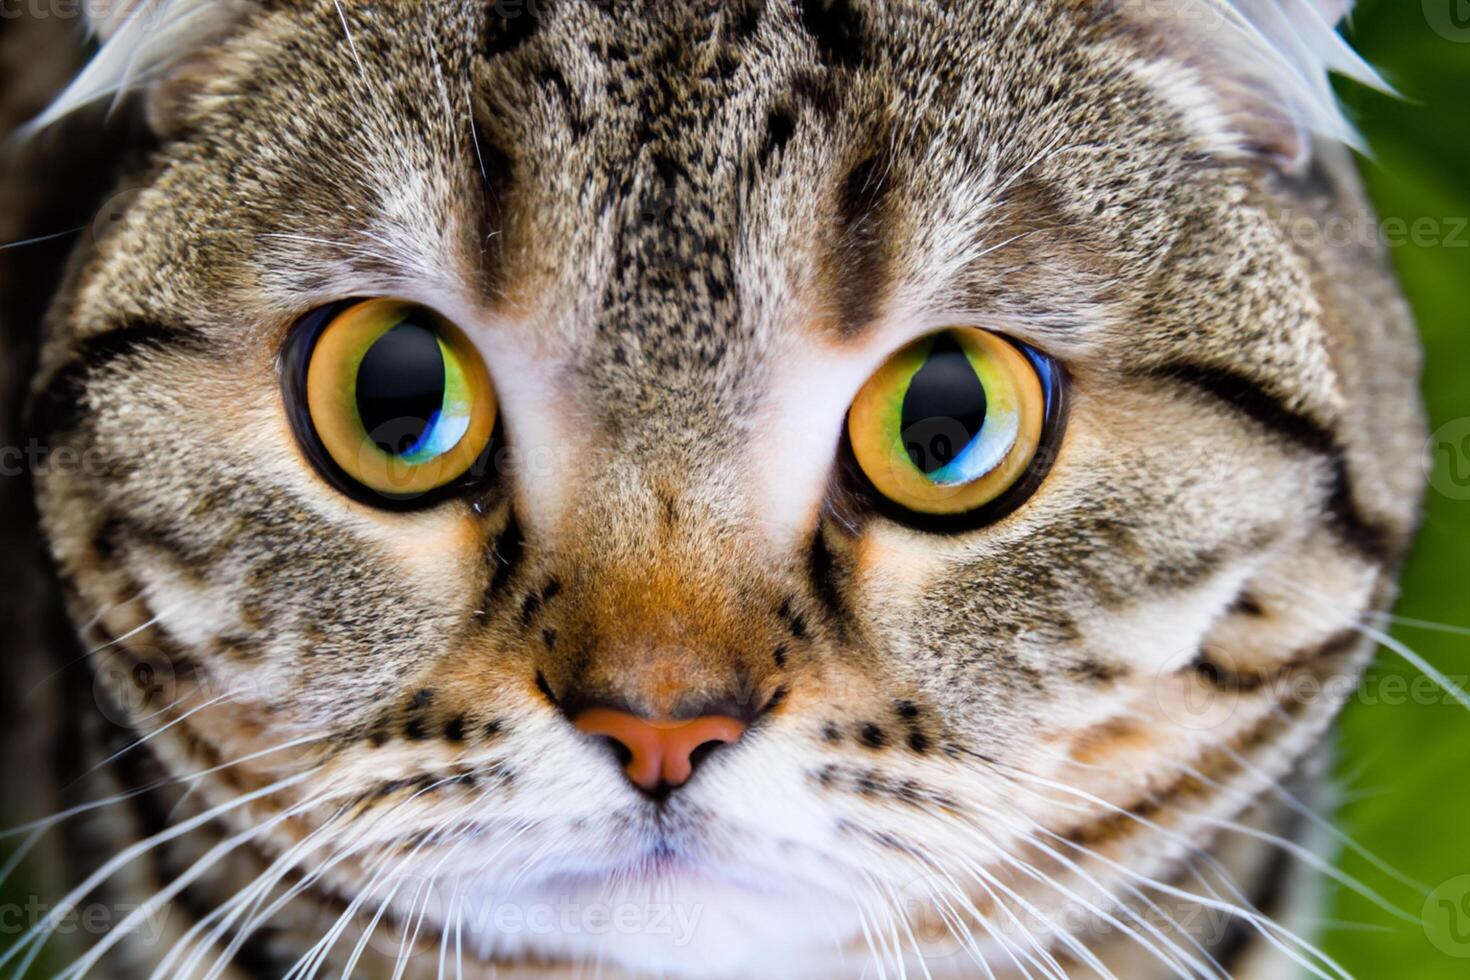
[846,327,1060,519]
[283,299,498,505]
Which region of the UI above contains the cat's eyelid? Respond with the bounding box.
[848,308,1079,368]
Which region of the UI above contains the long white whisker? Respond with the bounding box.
[1,733,325,844]
[1266,575,1470,712]
[982,767,1348,980]
[333,0,367,77]
[1220,745,1428,893]
[74,689,237,783]
[157,802,352,979]
[1,769,318,975]
[56,786,338,979]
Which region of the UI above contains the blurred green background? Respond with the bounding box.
[1328,1,1470,977]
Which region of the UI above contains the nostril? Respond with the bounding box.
[686,738,728,774]
[572,707,748,795]
[595,734,634,770]
[573,708,666,791]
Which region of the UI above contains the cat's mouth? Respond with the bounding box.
[444,832,786,901]
[329,827,862,974]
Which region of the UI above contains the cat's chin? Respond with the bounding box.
[432,862,863,977]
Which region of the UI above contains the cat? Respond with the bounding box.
[0,0,1426,976]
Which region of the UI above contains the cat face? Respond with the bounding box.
[30,0,1424,974]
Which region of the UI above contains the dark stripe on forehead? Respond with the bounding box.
[1145,360,1403,565]
[800,0,868,67]
[482,0,546,57]
[828,140,895,336]
[28,323,204,447]
[470,119,516,300]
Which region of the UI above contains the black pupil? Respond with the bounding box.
[355,319,446,457]
[901,334,988,474]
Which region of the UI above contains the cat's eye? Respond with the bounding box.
[282,299,498,505]
[846,327,1064,524]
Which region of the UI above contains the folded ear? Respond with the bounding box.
[1117,0,1387,172]
[26,0,256,137]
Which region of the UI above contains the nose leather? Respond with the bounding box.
[574,708,748,791]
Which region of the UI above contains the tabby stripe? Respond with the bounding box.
[28,323,204,447]
[1146,360,1400,564]
[1192,629,1363,692]
[830,142,894,335]
[1067,627,1362,847]
[807,526,851,635]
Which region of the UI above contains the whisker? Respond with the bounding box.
[71,688,238,785]
[333,0,367,78]
[0,227,85,251]
[2,768,319,975]
[981,767,1346,979]
[1216,745,1425,894]
[1,732,326,844]
[1265,575,1470,712]
[55,786,341,979]
[156,802,353,979]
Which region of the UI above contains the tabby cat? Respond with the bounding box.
[0,0,1426,976]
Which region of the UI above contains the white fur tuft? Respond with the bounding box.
[22,0,247,136]
[1174,0,1389,154]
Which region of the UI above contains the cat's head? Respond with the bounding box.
[29,0,1424,974]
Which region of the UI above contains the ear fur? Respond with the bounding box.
[32,0,1388,166]
[1120,0,1388,171]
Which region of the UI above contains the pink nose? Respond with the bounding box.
[573,708,748,792]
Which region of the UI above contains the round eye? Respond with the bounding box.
[283,299,498,504]
[847,328,1063,520]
